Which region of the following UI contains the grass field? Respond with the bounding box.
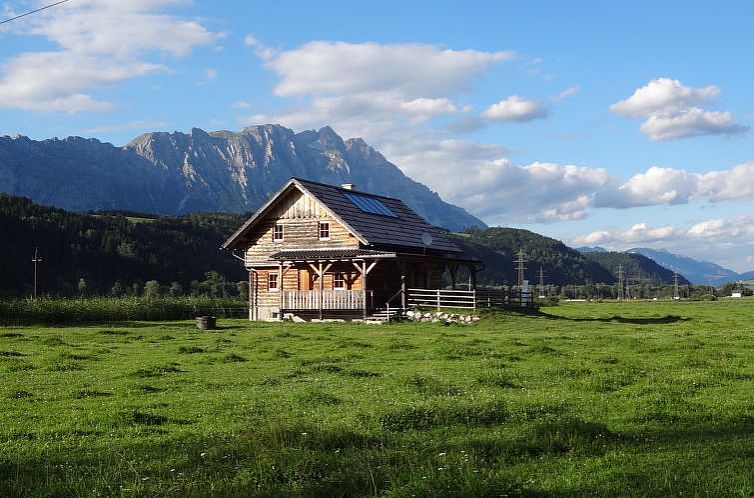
[1,300,753,497]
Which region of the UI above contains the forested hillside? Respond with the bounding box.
[453,228,615,286]
[583,251,690,285]
[0,195,246,298]
[1,196,642,298]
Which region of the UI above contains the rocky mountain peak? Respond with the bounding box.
[0,124,487,231]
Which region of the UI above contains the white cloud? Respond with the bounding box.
[244,41,514,131]
[610,77,748,141]
[243,40,754,225]
[551,86,581,102]
[639,107,748,141]
[0,0,217,112]
[593,162,754,208]
[700,162,754,201]
[482,95,549,122]
[610,78,718,117]
[594,166,698,208]
[262,41,514,98]
[204,68,217,80]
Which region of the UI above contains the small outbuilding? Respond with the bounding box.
[222,178,481,321]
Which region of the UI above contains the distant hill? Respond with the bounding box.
[575,246,608,253]
[626,247,739,285]
[0,125,484,232]
[582,251,690,286]
[454,228,615,286]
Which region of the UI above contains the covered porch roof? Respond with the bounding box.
[269,247,482,269]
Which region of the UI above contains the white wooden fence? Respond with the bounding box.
[407,288,533,310]
[282,290,371,310]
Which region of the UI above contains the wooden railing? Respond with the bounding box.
[282,290,372,310]
[407,288,476,309]
[407,288,534,310]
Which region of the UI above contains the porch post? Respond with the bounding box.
[248,269,256,321]
[278,262,284,321]
[362,260,368,321]
[318,262,324,321]
[400,261,407,310]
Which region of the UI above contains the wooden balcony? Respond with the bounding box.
[281,290,373,310]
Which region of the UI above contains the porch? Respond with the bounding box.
[255,248,483,321]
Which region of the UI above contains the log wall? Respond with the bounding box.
[244,190,359,265]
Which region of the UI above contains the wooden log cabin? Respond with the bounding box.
[222,178,481,321]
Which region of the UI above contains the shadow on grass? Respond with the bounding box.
[486,308,691,325]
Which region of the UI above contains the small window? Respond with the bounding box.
[268,272,279,291]
[319,221,330,240]
[333,273,345,290]
[273,224,284,241]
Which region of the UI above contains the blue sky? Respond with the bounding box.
[2,1,754,270]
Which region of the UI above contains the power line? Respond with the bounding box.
[0,0,72,26]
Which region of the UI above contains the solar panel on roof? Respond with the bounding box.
[343,192,397,217]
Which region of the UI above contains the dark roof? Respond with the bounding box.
[270,248,397,261]
[222,178,462,254]
[295,179,461,253]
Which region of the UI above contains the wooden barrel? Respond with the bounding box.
[196,316,217,330]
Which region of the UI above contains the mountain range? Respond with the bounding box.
[575,246,751,285]
[625,248,754,285]
[0,124,484,232]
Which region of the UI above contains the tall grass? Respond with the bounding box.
[0,296,246,324]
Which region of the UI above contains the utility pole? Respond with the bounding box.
[32,247,43,299]
[673,272,680,300]
[705,275,721,296]
[514,249,527,288]
[617,264,625,301]
[537,266,546,298]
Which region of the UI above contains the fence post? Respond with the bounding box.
[436,289,441,311]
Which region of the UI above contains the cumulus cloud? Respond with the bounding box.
[0,0,217,112]
[242,40,754,225]
[244,40,513,127]
[383,136,609,224]
[610,78,748,141]
[482,95,550,122]
[593,162,754,208]
[260,41,514,98]
[639,107,748,141]
[610,78,719,117]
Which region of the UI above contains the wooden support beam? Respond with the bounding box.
[449,263,458,289]
[362,260,368,321]
[318,262,323,321]
[278,262,284,321]
[400,261,407,309]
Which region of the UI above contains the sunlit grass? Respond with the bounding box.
[1,300,753,496]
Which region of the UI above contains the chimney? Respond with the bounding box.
[341,183,356,190]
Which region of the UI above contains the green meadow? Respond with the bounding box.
[1,300,753,497]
